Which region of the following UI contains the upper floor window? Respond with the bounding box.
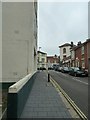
[48,60,50,63]
[42,58,45,63]
[37,57,39,62]
[82,46,84,54]
[71,50,75,59]
[63,55,66,59]
[63,48,66,54]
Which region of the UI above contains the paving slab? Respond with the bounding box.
[20,71,72,118]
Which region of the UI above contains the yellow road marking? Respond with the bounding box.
[50,76,88,120]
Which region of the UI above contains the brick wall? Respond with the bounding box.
[47,56,59,64]
[75,46,82,67]
[84,44,88,69]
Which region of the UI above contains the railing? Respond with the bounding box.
[7,71,37,119]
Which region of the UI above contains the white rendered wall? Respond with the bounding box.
[37,53,47,68]
[2,2,37,82]
[60,46,71,61]
[0,2,2,83]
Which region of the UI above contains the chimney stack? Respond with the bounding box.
[71,41,73,47]
[77,41,81,46]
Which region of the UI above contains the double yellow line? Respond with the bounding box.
[50,76,88,120]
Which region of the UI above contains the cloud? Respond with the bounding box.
[38,2,88,55]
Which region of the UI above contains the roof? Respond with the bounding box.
[83,38,90,45]
[37,51,47,54]
[47,56,54,58]
[47,56,59,59]
[59,43,72,48]
[71,39,90,51]
[71,44,82,51]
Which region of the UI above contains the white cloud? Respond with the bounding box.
[38,2,88,55]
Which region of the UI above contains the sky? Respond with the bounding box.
[38,1,88,56]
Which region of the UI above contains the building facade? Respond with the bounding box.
[71,48,75,67]
[1,2,37,83]
[47,55,59,68]
[70,39,90,70]
[59,43,72,61]
[37,51,47,69]
[59,43,73,66]
[81,39,90,70]
[0,2,2,82]
[59,40,90,70]
[75,45,82,68]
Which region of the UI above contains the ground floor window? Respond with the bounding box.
[82,60,85,68]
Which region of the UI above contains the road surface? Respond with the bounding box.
[49,70,88,117]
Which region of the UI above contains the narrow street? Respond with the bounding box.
[49,70,88,117]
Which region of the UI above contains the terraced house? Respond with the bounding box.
[71,39,90,71]
[65,39,90,71]
[37,51,47,70]
[47,55,59,68]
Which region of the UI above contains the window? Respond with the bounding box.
[63,48,66,54]
[71,50,75,59]
[82,46,84,54]
[38,57,39,62]
[48,60,50,63]
[82,60,85,68]
[42,58,45,63]
[63,55,66,59]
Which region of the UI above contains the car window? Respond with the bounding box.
[74,67,80,71]
[64,67,68,70]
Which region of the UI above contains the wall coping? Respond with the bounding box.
[9,71,37,93]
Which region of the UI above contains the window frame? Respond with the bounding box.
[63,48,66,54]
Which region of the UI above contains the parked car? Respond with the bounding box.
[81,69,88,77]
[53,64,59,71]
[39,67,46,70]
[52,64,57,70]
[69,67,88,77]
[55,65,60,71]
[58,67,63,72]
[48,66,53,70]
[61,67,69,73]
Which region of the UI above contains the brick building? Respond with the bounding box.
[74,43,82,68]
[47,55,59,68]
[71,39,90,70]
[59,39,90,70]
[82,39,90,70]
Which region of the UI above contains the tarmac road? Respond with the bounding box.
[49,70,88,117]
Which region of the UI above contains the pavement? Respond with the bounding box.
[20,71,73,118]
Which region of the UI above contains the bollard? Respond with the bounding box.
[48,73,50,82]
